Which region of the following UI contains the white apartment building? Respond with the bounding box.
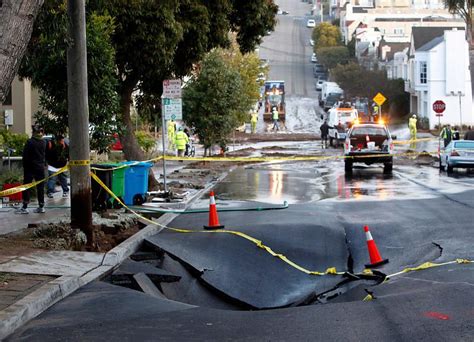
[405,27,473,128]
[0,77,40,135]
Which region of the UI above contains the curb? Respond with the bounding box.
[0,169,230,340]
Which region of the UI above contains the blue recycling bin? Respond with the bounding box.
[123,161,153,205]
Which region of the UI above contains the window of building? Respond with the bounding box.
[2,86,12,106]
[393,28,403,35]
[419,61,427,84]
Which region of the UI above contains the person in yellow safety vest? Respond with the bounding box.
[167,120,176,150]
[409,114,417,140]
[272,107,279,131]
[175,127,189,157]
[250,112,258,134]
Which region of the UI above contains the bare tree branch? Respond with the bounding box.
[0,0,44,102]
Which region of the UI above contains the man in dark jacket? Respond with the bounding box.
[464,126,474,140]
[320,120,329,148]
[46,135,69,198]
[16,125,46,214]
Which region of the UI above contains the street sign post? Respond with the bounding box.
[163,98,183,120]
[161,79,182,196]
[433,100,446,114]
[433,100,446,155]
[372,92,386,119]
[162,79,182,98]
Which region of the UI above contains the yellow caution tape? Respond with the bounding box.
[90,172,345,276]
[68,160,91,166]
[0,166,68,198]
[161,150,437,163]
[393,137,437,145]
[363,294,374,301]
[386,259,474,279]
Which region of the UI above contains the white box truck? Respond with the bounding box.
[327,105,358,147]
[319,82,343,110]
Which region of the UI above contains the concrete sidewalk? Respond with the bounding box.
[0,168,228,340]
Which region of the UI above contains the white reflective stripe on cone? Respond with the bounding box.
[210,196,216,205]
[365,231,373,241]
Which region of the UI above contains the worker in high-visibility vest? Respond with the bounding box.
[408,114,417,149]
[272,107,279,131]
[175,127,189,157]
[409,114,417,140]
[250,112,258,134]
[167,120,176,150]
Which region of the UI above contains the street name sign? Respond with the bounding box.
[162,79,182,98]
[373,92,387,106]
[163,98,182,120]
[433,100,446,115]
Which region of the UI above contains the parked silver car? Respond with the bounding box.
[439,140,474,172]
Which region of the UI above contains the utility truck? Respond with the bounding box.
[319,82,343,110]
[263,81,286,121]
[327,103,358,147]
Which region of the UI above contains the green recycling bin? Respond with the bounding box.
[109,163,126,208]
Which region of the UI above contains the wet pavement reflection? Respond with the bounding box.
[192,158,474,206]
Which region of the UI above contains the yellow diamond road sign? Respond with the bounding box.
[373,92,387,106]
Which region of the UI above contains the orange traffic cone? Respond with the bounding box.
[204,191,225,230]
[364,225,389,268]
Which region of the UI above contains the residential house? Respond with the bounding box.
[0,77,40,135]
[340,2,459,44]
[405,27,473,128]
[378,41,410,79]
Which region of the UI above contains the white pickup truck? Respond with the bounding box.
[327,106,358,147]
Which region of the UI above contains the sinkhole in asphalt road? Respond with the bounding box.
[104,236,444,311]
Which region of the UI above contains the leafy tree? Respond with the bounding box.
[105,0,277,162]
[220,38,262,123]
[312,22,342,51]
[183,50,247,155]
[332,62,409,118]
[316,46,350,69]
[18,2,118,153]
[444,0,473,45]
[229,0,278,53]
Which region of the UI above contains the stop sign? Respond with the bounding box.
[433,100,446,114]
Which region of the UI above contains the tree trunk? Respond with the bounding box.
[0,0,44,102]
[119,83,160,191]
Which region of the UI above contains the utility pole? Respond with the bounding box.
[458,91,463,135]
[67,0,93,244]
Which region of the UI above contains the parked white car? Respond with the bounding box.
[311,53,317,63]
[310,39,314,46]
[307,19,316,28]
[439,140,474,172]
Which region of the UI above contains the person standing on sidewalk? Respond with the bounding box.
[272,106,280,132]
[250,111,258,134]
[320,120,329,148]
[167,120,176,150]
[16,125,47,214]
[440,124,452,147]
[175,127,189,157]
[46,135,69,198]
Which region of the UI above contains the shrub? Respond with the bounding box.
[0,130,29,156]
[0,167,23,184]
[135,131,156,153]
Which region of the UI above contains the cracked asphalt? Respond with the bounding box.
[7,0,474,339]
